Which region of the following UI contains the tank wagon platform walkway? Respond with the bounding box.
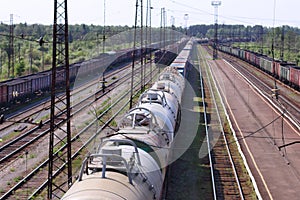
[165,49,212,199]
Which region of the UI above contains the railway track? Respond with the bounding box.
[222,55,300,129]
[211,45,300,121]
[0,61,132,136]
[203,44,300,198]
[219,57,300,181]
[1,60,159,199]
[0,63,132,167]
[198,45,256,199]
[203,46,300,145]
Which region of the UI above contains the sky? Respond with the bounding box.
[0,0,299,28]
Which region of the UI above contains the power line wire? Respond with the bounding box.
[167,0,300,26]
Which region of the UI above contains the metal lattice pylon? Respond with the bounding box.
[48,0,71,199]
[212,1,221,60]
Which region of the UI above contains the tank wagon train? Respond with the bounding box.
[219,45,300,90]
[61,40,193,200]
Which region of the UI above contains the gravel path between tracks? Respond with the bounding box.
[0,135,49,194]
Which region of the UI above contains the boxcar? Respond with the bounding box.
[260,56,273,74]
[220,45,230,54]
[7,78,32,102]
[170,62,187,76]
[240,49,245,60]
[55,68,66,85]
[279,64,290,83]
[290,66,300,89]
[29,73,51,92]
[231,47,239,57]
[170,42,192,77]
[171,55,188,76]
[245,51,251,62]
[249,52,255,64]
[0,83,8,104]
[273,61,281,78]
[70,62,80,81]
[254,53,260,67]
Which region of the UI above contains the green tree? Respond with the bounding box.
[15,59,25,76]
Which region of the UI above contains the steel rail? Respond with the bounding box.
[199,46,244,199]
[207,60,245,200]
[0,62,142,165]
[28,63,159,199]
[1,63,158,199]
[223,58,300,133]
[197,54,217,199]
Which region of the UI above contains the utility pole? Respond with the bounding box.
[101,0,106,93]
[140,0,144,91]
[163,8,166,52]
[158,7,166,73]
[160,8,163,50]
[171,16,175,42]
[280,25,284,61]
[230,25,234,45]
[48,0,72,199]
[238,26,241,48]
[149,0,153,84]
[145,0,149,73]
[0,49,1,75]
[260,26,264,54]
[158,7,166,72]
[211,1,221,60]
[184,14,189,35]
[145,0,152,85]
[9,14,14,77]
[271,0,279,100]
[130,0,139,109]
[102,0,106,54]
[17,43,21,63]
[29,44,33,74]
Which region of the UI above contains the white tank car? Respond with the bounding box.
[138,90,177,133]
[62,139,163,200]
[152,68,185,104]
[62,64,186,200]
[62,107,172,200]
